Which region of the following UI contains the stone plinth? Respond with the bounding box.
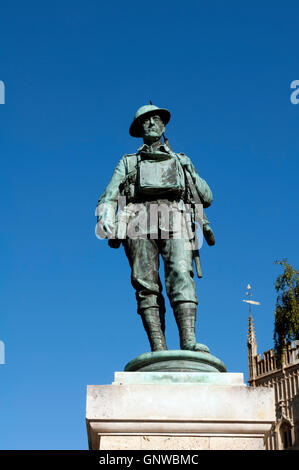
[86,372,275,450]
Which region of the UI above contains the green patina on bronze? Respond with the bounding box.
[96,104,224,371]
[124,350,227,373]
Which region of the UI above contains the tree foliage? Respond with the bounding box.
[273,259,299,363]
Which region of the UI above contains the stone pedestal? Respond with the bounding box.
[86,371,275,450]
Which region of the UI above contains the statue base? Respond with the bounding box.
[86,370,275,450]
[124,348,227,373]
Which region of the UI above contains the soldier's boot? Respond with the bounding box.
[141,308,167,352]
[174,302,203,352]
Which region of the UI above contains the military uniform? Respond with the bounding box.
[96,105,214,351]
[97,143,212,301]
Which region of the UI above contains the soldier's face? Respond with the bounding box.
[140,114,165,142]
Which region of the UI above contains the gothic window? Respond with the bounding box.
[280,423,292,449]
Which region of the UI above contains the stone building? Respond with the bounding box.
[247,314,299,450]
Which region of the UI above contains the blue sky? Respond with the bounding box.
[0,0,298,449]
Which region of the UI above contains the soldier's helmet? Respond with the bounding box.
[129,104,171,137]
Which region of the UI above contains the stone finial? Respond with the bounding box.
[247,314,257,353]
[247,314,258,383]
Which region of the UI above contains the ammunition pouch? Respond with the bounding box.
[136,153,185,199]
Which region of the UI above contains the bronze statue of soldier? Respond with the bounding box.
[96,104,215,353]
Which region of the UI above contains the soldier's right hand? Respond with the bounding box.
[102,222,115,239]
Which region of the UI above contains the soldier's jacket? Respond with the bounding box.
[96,143,213,238]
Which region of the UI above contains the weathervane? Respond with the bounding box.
[243,284,260,317]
